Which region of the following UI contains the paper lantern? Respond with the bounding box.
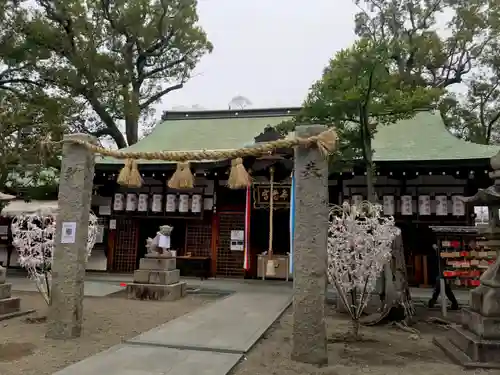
[113,193,124,211]
[166,194,176,212]
[151,194,163,213]
[138,194,148,212]
[191,194,202,213]
[178,194,189,213]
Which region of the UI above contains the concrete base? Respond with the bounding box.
[127,282,187,301]
[0,296,21,315]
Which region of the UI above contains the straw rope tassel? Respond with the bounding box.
[168,162,194,189]
[117,159,143,188]
[228,158,251,189]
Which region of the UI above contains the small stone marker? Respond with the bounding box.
[291,125,328,365]
[46,134,96,339]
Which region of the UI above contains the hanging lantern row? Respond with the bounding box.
[338,170,489,177]
[349,194,466,216]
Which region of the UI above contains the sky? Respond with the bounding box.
[162,0,359,111]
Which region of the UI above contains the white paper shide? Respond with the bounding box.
[383,196,395,215]
[151,194,163,212]
[401,195,413,215]
[126,193,137,211]
[138,194,149,212]
[178,194,189,213]
[452,195,465,216]
[418,195,431,215]
[166,194,176,212]
[436,195,448,216]
[113,193,124,211]
[191,194,202,213]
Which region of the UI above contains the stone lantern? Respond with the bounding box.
[435,152,500,368]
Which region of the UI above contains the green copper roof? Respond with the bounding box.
[97,112,293,164]
[372,112,499,161]
[97,109,499,165]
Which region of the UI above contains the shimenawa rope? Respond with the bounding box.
[51,128,337,189]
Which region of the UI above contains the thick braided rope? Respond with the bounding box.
[66,129,337,161]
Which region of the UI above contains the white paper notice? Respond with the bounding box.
[61,222,77,244]
[231,230,244,241]
[109,219,117,230]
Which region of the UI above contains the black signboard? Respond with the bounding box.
[254,184,291,209]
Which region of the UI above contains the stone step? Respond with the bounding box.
[139,257,176,271]
[446,324,500,364]
[127,282,187,301]
[133,269,180,285]
[0,297,21,316]
[0,283,12,300]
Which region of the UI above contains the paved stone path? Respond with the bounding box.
[52,291,292,375]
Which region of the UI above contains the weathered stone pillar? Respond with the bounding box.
[291,125,328,365]
[46,134,95,339]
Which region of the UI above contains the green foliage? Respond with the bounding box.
[0,89,65,197]
[440,42,500,144]
[13,0,213,148]
[280,39,441,169]
[354,0,500,88]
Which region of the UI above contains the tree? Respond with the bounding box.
[353,0,500,89]
[296,39,441,200]
[0,90,68,198]
[440,44,500,144]
[16,0,213,148]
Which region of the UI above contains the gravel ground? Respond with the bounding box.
[0,290,217,375]
[232,305,500,375]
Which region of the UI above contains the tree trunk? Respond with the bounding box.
[360,231,414,325]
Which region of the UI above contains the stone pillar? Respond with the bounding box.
[291,125,328,366]
[46,134,95,339]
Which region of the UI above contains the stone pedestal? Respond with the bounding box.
[127,255,187,301]
[0,265,34,321]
